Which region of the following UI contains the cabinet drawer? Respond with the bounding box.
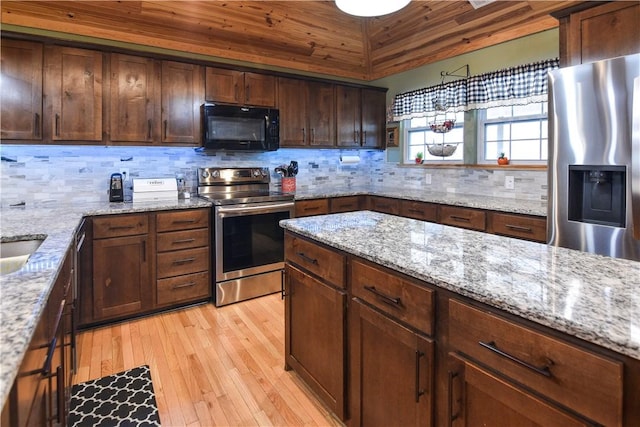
[156,209,209,232]
[489,212,547,242]
[400,200,438,222]
[157,247,209,278]
[330,196,361,213]
[157,271,210,306]
[449,300,623,427]
[285,234,346,288]
[295,199,330,217]
[351,259,434,335]
[157,228,209,252]
[93,214,148,238]
[439,206,486,231]
[369,196,400,215]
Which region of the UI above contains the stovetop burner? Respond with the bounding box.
[197,167,294,205]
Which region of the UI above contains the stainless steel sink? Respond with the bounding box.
[0,239,44,275]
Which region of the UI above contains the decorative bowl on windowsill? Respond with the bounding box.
[430,119,455,133]
[427,144,457,157]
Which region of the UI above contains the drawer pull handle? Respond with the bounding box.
[172,281,196,290]
[505,224,533,232]
[364,285,401,306]
[172,238,196,244]
[447,371,460,425]
[450,215,470,222]
[173,257,196,264]
[415,350,425,403]
[173,219,197,224]
[108,225,136,230]
[479,340,552,377]
[296,252,318,265]
[305,206,320,211]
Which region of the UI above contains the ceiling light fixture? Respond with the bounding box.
[335,0,411,17]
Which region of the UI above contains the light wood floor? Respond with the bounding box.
[74,294,344,427]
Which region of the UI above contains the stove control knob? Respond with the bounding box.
[211,170,220,179]
[201,170,210,179]
[252,169,261,177]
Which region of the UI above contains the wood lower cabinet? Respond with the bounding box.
[0,39,43,141]
[447,353,590,427]
[91,214,152,322]
[330,196,362,213]
[295,198,330,217]
[369,196,401,215]
[448,299,623,427]
[401,200,438,222]
[44,46,103,142]
[488,211,546,242]
[284,233,347,419]
[155,209,211,308]
[439,205,486,231]
[350,300,434,427]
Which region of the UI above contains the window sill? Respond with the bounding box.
[399,163,547,171]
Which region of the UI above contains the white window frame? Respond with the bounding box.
[403,112,465,164]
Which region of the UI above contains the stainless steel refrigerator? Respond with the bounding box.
[548,53,640,261]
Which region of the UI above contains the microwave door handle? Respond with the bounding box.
[631,76,640,240]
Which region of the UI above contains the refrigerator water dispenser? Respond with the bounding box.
[568,165,626,227]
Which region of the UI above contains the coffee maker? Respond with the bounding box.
[109,173,124,202]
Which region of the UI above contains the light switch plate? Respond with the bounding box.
[505,176,515,189]
[425,173,432,185]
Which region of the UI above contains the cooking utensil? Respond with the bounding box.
[289,161,298,176]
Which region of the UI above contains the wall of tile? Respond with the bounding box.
[0,145,547,207]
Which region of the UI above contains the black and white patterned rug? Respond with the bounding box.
[68,365,161,427]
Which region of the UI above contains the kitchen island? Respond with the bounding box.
[280,210,639,426]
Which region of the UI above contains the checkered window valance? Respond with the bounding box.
[392,58,559,120]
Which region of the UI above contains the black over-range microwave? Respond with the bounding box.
[201,104,279,151]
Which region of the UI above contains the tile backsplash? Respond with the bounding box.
[0,145,547,207]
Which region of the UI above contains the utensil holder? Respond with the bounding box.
[282,177,296,192]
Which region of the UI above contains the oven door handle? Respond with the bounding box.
[216,201,295,216]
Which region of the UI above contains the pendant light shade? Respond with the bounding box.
[335,0,411,17]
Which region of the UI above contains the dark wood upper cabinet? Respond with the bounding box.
[205,67,275,107]
[337,86,386,148]
[161,60,203,145]
[109,53,158,143]
[556,2,640,66]
[0,39,43,141]
[45,46,103,142]
[278,77,335,147]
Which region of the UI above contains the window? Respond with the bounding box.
[405,111,465,163]
[478,101,547,164]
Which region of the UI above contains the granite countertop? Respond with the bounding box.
[0,198,211,408]
[293,185,548,217]
[280,211,640,360]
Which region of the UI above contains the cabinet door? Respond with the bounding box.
[110,53,157,143]
[566,2,640,66]
[0,39,43,140]
[278,77,308,146]
[336,85,361,147]
[350,300,434,427]
[447,354,589,427]
[161,60,203,145]
[205,67,243,104]
[93,234,151,321]
[285,265,347,420]
[244,72,275,107]
[369,196,400,215]
[361,88,386,148]
[46,46,103,141]
[307,81,335,146]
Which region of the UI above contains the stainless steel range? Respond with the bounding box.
[197,167,295,306]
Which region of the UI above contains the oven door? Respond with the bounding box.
[214,200,294,283]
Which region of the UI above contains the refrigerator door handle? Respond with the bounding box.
[632,76,640,240]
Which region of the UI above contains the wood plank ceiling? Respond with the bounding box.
[0,1,583,81]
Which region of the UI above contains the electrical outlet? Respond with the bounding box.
[505,175,515,190]
[119,168,130,181]
[425,173,432,185]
